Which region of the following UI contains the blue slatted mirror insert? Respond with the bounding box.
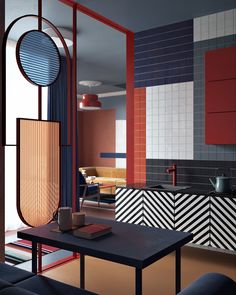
[16,30,61,86]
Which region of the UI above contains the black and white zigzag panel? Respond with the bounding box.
[115,188,143,225]
[143,190,175,229]
[175,194,210,246]
[210,196,236,251]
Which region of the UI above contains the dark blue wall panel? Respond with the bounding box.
[100,153,126,159]
[134,19,193,87]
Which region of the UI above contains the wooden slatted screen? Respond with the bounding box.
[17,119,60,227]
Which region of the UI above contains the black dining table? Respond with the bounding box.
[18,216,193,295]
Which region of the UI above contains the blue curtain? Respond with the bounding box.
[48,56,72,208]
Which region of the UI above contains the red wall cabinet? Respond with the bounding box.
[206,113,236,144]
[205,45,236,144]
[205,46,236,81]
[205,79,236,113]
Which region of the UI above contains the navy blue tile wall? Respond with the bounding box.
[146,159,236,188]
[134,20,193,88]
[100,153,126,158]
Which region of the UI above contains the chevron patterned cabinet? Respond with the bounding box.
[115,188,143,225]
[143,190,175,229]
[115,187,236,253]
[210,196,236,251]
[175,194,210,247]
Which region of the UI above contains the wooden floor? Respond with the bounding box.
[42,203,236,295]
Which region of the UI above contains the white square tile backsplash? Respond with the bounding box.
[146,82,194,160]
[194,9,236,42]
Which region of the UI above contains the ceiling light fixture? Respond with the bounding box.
[43,27,73,48]
[79,81,102,110]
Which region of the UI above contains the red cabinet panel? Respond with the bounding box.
[205,45,236,144]
[205,46,236,81]
[206,112,236,144]
[206,79,236,113]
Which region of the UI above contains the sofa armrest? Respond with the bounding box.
[178,273,236,295]
[0,263,35,284]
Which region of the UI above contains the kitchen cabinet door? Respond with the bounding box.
[205,112,236,144]
[210,196,236,251]
[175,194,210,246]
[205,46,236,81]
[206,79,236,113]
[115,188,143,225]
[143,190,175,229]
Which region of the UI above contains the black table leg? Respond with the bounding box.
[176,248,181,294]
[135,268,142,295]
[80,254,85,289]
[32,241,37,274]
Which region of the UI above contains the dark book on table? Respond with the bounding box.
[73,223,112,239]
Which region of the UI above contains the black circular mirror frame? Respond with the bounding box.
[16,30,61,87]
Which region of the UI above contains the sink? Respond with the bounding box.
[146,184,191,192]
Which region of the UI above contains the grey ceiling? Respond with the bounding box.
[5,0,236,94]
[78,0,236,32]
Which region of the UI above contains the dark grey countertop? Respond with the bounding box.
[117,183,236,198]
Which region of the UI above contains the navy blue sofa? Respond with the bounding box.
[178,272,236,295]
[0,263,97,295]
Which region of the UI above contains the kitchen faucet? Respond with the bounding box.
[166,164,177,186]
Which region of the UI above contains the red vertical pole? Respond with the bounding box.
[38,243,42,273]
[59,0,135,184]
[37,0,43,270]
[38,0,42,120]
[72,4,77,212]
[126,31,134,184]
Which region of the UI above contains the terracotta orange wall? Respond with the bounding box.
[134,88,146,183]
[78,109,116,167]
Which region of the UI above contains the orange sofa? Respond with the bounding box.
[79,167,126,195]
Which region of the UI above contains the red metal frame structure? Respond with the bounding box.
[72,4,77,213]
[38,0,42,120]
[59,0,135,187]
[2,0,73,271]
[2,14,72,146]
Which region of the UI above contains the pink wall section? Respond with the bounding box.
[78,109,116,167]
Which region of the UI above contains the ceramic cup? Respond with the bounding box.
[58,207,72,231]
[72,212,85,227]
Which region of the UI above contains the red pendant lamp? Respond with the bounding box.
[79,81,102,110]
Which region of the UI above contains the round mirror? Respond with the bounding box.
[16,30,61,86]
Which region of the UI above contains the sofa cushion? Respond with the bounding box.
[0,279,12,291]
[16,275,97,295]
[111,168,126,179]
[0,263,35,284]
[95,167,112,177]
[178,272,236,295]
[0,286,38,295]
